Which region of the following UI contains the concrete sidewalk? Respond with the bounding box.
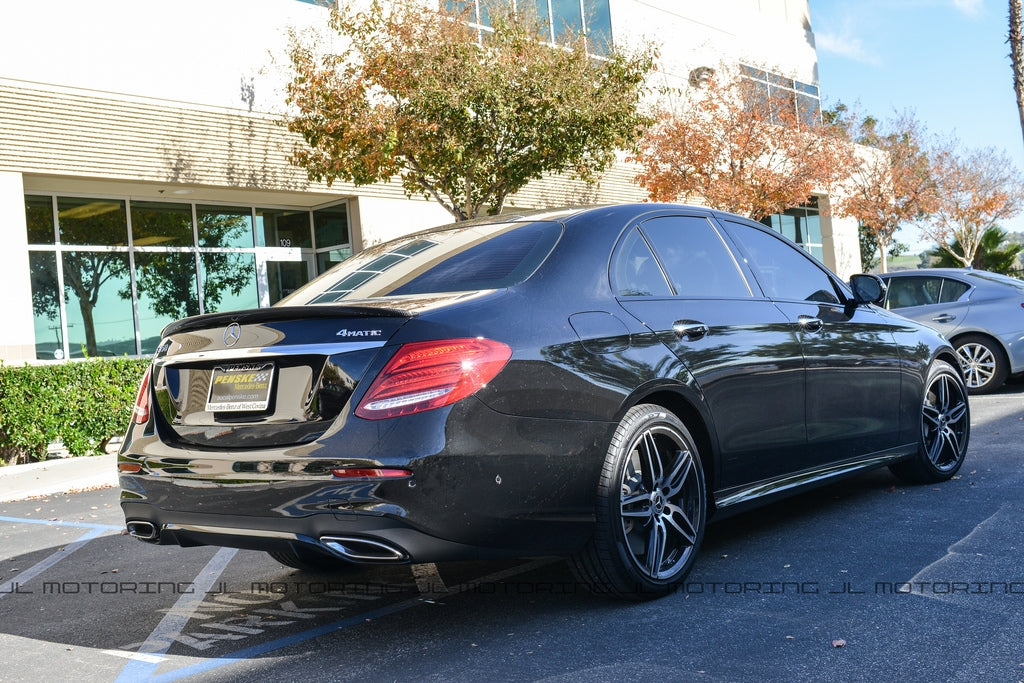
[0,454,118,502]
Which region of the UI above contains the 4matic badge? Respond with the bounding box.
[336,329,383,338]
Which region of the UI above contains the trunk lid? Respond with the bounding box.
[149,304,412,449]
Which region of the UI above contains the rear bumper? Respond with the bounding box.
[120,503,509,563]
[119,400,615,562]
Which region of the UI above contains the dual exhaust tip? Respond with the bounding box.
[126,520,158,541]
[124,521,407,562]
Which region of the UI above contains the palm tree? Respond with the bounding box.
[927,225,1023,273]
[1011,0,1024,148]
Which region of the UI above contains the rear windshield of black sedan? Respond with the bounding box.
[283,221,563,304]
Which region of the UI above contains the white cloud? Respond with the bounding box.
[816,31,883,66]
[951,0,983,15]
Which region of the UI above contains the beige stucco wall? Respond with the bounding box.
[0,171,37,364]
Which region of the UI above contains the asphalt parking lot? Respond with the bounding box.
[1,380,1022,682]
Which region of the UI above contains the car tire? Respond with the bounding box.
[268,546,357,573]
[570,404,706,600]
[890,359,970,484]
[954,334,1008,394]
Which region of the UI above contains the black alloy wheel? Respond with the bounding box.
[891,359,970,483]
[571,404,707,599]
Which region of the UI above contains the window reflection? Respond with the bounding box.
[201,253,259,313]
[29,252,63,359]
[131,201,193,247]
[25,196,55,245]
[257,208,312,248]
[134,252,200,354]
[58,198,128,246]
[62,251,134,357]
[198,206,254,248]
[26,195,346,357]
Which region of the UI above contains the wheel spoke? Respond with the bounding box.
[639,431,662,487]
[664,503,697,545]
[621,491,650,509]
[663,450,694,498]
[645,518,667,576]
[922,404,942,429]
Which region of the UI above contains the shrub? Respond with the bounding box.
[0,358,150,464]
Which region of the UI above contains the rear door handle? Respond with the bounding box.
[931,314,956,323]
[673,321,710,341]
[798,315,823,333]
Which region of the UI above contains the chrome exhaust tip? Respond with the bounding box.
[126,520,158,541]
[320,536,408,562]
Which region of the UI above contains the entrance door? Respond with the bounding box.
[256,249,316,306]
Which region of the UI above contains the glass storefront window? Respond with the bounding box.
[317,248,352,275]
[761,198,824,263]
[201,253,259,313]
[257,208,312,248]
[26,195,346,358]
[551,0,583,42]
[134,252,200,354]
[29,251,63,359]
[58,198,128,246]
[131,201,194,247]
[313,205,349,249]
[198,205,254,248]
[25,196,55,245]
[62,251,135,358]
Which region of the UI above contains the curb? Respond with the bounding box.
[0,454,118,502]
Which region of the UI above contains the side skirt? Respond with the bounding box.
[712,444,917,518]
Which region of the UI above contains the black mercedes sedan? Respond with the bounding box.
[118,204,970,599]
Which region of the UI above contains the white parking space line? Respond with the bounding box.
[114,547,238,683]
[0,524,114,599]
[148,558,558,683]
[412,562,449,596]
[101,650,167,664]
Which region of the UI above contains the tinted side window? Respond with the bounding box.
[612,227,672,297]
[886,277,941,309]
[723,220,839,304]
[640,216,751,298]
[939,278,970,303]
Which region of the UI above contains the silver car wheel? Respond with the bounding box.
[956,341,996,389]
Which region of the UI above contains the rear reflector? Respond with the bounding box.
[131,367,153,425]
[118,462,143,473]
[331,467,412,478]
[355,338,512,420]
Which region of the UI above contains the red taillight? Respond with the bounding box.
[331,467,412,478]
[355,338,512,420]
[131,367,153,425]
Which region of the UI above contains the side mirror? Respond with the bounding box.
[849,274,887,305]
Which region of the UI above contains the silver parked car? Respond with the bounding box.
[880,268,1024,393]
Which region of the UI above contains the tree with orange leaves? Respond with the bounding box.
[920,141,1024,267]
[284,0,654,221]
[631,70,854,221]
[829,110,938,273]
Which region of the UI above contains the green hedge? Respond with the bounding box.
[0,358,150,464]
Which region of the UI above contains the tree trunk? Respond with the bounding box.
[1010,0,1024,149]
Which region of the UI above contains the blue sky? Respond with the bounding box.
[809,0,1024,244]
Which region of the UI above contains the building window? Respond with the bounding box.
[740,65,821,127]
[23,195,350,360]
[444,0,612,55]
[761,197,824,262]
